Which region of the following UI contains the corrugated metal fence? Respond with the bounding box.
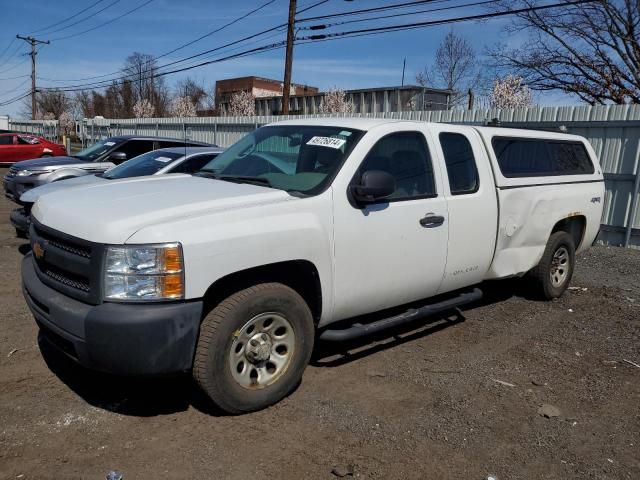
[8,104,640,248]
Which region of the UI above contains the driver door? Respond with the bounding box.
[332,129,449,321]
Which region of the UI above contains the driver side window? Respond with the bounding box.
[358,131,436,200]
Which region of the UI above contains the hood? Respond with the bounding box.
[20,174,105,204]
[32,174,294,244]
[13,156,90,169]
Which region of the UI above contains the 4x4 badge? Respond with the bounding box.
[33,241,45,260]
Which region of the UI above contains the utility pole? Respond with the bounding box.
[16,34,50,119]
[282,0,297,115]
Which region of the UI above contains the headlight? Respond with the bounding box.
[16,169,48,177]
[104,243,184,301]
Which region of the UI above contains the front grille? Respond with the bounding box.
[34,225,91,259]
[43,266,90,292]
[30,220,101,304]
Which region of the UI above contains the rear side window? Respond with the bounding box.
[0,136,13,145]
[439,133,479,194]
[492,137,594,177]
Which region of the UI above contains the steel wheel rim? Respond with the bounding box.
[550,246,570,287]
[229,312,296,389]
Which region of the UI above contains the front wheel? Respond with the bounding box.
[529,231,576,300]
[193,283,314,414]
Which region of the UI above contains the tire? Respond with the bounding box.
[529,231,575,300]
[193,283,315,414]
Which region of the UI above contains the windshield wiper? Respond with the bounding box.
[193,171,272,188]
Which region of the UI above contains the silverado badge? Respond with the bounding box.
[33,241,45,260]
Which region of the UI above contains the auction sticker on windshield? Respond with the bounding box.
[154,156,173,163]
[307,136,346,149]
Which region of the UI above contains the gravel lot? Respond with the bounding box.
[0,167,639,479]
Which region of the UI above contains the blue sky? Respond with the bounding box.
[0,0,573,116]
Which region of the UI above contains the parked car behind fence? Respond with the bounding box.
[0,133,67,165]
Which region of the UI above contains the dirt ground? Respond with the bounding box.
[0,167,638,480]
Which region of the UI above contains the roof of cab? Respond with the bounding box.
[267,117,588,142]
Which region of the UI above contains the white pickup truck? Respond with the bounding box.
[21,118,604,413]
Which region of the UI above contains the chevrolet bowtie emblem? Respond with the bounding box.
[33,241,45,260]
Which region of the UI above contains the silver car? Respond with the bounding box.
[10,146,224,237]
[3,135,214,204]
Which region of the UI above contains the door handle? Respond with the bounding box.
[419,214,445,227]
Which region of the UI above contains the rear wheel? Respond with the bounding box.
[529,231,575,299]
[193,283,314,414]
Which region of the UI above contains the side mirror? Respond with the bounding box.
[108,151,127,163]
[350,170,396,204]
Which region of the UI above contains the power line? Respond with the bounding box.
[0,73,30,81]
[44,0,122,37]
[41,40,288,94]
[296,0,330,15]
[0,38,17,63]
[0,43,25,70]
[297,0,449,23]
[154,0,276,61]
[298,0,595,41]
[0,54,30,76]
[28,0,106,35]
[0,77,31,100]
[51,0,156,42]
[39,0,588,96]
[0,91,32,108]
[40,24,288,91]
[299,0,501,30]
[40,2,285,84]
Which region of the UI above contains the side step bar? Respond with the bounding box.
[318,288,482,342]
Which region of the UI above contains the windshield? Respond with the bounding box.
[74,138,119,161]
[103,150,183,179]
[199,125,365,195]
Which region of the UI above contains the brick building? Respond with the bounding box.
[215,76,318,115]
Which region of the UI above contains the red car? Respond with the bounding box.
[0,133,67,165]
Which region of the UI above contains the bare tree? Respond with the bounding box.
[21,89,71,119]
[175,77,208,112]
[490,0,640,104]
[416,30,484,106]
[123,52,170,115]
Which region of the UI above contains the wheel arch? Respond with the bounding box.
[201,260,323,326]
[551,215,586,250]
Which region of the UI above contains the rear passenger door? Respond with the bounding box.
[432,125,498,293]
[332,128,449,320]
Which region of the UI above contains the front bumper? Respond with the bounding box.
[10,207,30,234]
[4,174,44,204]
[22,254,203,375]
